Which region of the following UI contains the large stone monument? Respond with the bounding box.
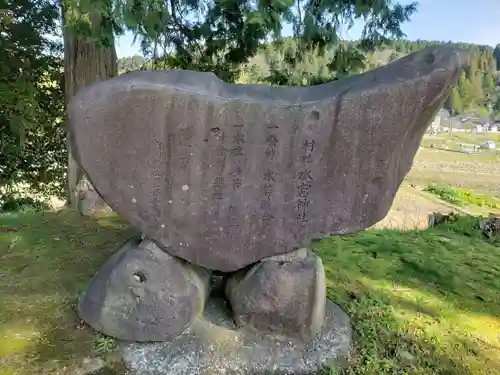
[69,45,465,374]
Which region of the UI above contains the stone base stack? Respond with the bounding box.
[78,239,348,374]
[79,241,327,344]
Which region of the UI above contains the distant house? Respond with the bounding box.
[429,108,450,133]
[461,112,492,127]
[471,124,489,133]
[439,108,450,118]
[429,115,441,133]
[489,124,498,133]
[475,117,490,126]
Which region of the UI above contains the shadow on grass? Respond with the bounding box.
[315,217,500,375]
[0,209,136,375]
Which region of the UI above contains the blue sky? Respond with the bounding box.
[116,0,500,58]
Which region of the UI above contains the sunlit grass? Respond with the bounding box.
[0,210,135,375]
[1,210,499,374]
[424,184,500,210]
[316,216,500,374]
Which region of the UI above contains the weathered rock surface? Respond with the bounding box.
[68,46,466,271]
[121,297,351,375]
[79,357,106,375]
[225,248,325,342]
[78,238,211,342]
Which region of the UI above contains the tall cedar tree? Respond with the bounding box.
[61,0,118,214]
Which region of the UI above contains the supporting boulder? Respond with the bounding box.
[225,248,326,342]
[78,238,211,342]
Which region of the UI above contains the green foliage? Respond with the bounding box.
[2,210,500,374]
[423,184,462,204]
[62,0,120,47]
[424,184,500,209]
[93,333,117,355]
[117,0,296,82]
[118,55,146,73]
[494,44,500,70]
[116,0,417,83]
[4,0,498,212]
[0,211,135,374]
[0,196,49,213]
[238,38,499,112]
[0,0,66,200]
[494,95,500,114]
[450,87,463,115]
[250,0,417,86]
[453,45,496,113]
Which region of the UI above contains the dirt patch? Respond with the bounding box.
[413,161,500,176]
[374,186,460,230]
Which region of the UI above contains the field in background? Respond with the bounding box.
[377,132,500,230]
[420,132,500,154]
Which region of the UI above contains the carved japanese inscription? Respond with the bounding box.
[68,46,466,271]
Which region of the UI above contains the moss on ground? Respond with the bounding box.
[1,210,499,375]
[316,215,500,375]
[0,210,136,375]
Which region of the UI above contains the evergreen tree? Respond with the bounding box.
[61,0,118,214]
[494,44,500,70]
[262,0,417,85]
[118,55,146,73]
[450,87,463,115]
[0,0,66,203]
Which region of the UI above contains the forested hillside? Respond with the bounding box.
[119,39,499,116]
[239,39,499,116]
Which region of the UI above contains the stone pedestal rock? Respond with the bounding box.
[225,248,326,342]
[78,239,211,342]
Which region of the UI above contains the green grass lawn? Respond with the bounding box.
[423,184,500,212]
[447,132,500,144]
[0,210,136,375]
[1,210,500,375]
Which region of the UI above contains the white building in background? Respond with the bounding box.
[429,108,450,133]
[471,125,484,133]
[471,124,498,133]
[429,115,441,133]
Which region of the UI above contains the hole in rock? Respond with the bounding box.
[132,271,147,283]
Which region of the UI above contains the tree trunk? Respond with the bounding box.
[62,3,117,215]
